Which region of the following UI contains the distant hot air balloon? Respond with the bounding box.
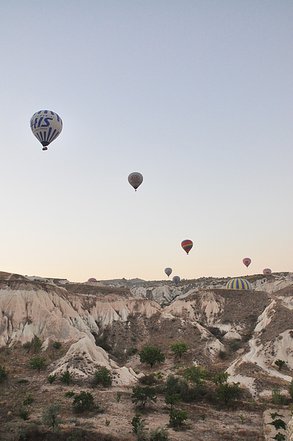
[172,275,180,285]
[164,267,172,277]
[242,257,251,268]
[181,240,193,255]
[128,172,143,191]
[263,268,272,276]
[88,278,97,282]
[30,110,63,151]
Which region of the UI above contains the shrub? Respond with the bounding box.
[65,391,75,398]
[52,341,62,350]
[272,388,286,405]
[183,366,207,384]
[169,408,188,428]
[139,374,158,386]
[275,359,286,371]
[48,374,57,384]
[139,346,165,368]
[213,372,229,385]
[216,382,242,406]
[31,336,42,353]
[228,339,242,352]
[132,386,157,408]
[170,342,188,359]
[24,336,42,353]
[165,392,180,409]
[289,380,293,400]
[29,356,46,372]
[19,408,30,420]
[93,367,112,387]
[73,391,96,413]
[60,370,73,385]
[132,415,148,441]
[149,427,169,441]
[42,404,62,432]
[23,395,34,406]
[0,365,7,383]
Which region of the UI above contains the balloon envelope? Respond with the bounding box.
[242,257,251,267]
[172,275,180,285]
[226,278,251,290]
[263,268,272,276]
[128,172,143,191]
[181,239,193,254]
[164,267,172,277]
[30,110,63,150]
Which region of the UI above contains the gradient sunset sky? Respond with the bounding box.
[0,1,292,281]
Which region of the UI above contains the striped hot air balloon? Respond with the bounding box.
[226,278,251,290]
[30,110,63,151]
[181,239,193,255]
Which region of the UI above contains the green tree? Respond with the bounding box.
[272,434,286,441]
[131,415,148,441]
[165,392,180,410]
[0,365,7,383]
[132,386,157,408]
[269,419,287,431]
[169,408,188,429]
[170,342,188,360]
[29,356,46,372]
[275,359,286,371]
[216,382,242,406]
[139,346,165,368]
[213,371,229,385]
[72,391,95,413]
[93,367,112,387]
[60,370,72,385]
[183,366,206,384]
[42,404,62,432]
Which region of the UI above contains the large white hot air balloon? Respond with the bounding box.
[30,110,63,151]
[128,172,143,191]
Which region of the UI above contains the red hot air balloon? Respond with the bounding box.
[242,257,251,268]
[263,268,272,276]
[181,240,193,255]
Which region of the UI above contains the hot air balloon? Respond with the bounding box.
[88,278,97,283]
[164,267,172,277]
[172,275,180,285]
[263,268,272,276]
[181,240,193,255]
[30,110,63,151]
[226,278,251,290]
[128,172,143,191]
[242,257,251,268]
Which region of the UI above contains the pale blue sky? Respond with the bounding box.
[0,1,292,281]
